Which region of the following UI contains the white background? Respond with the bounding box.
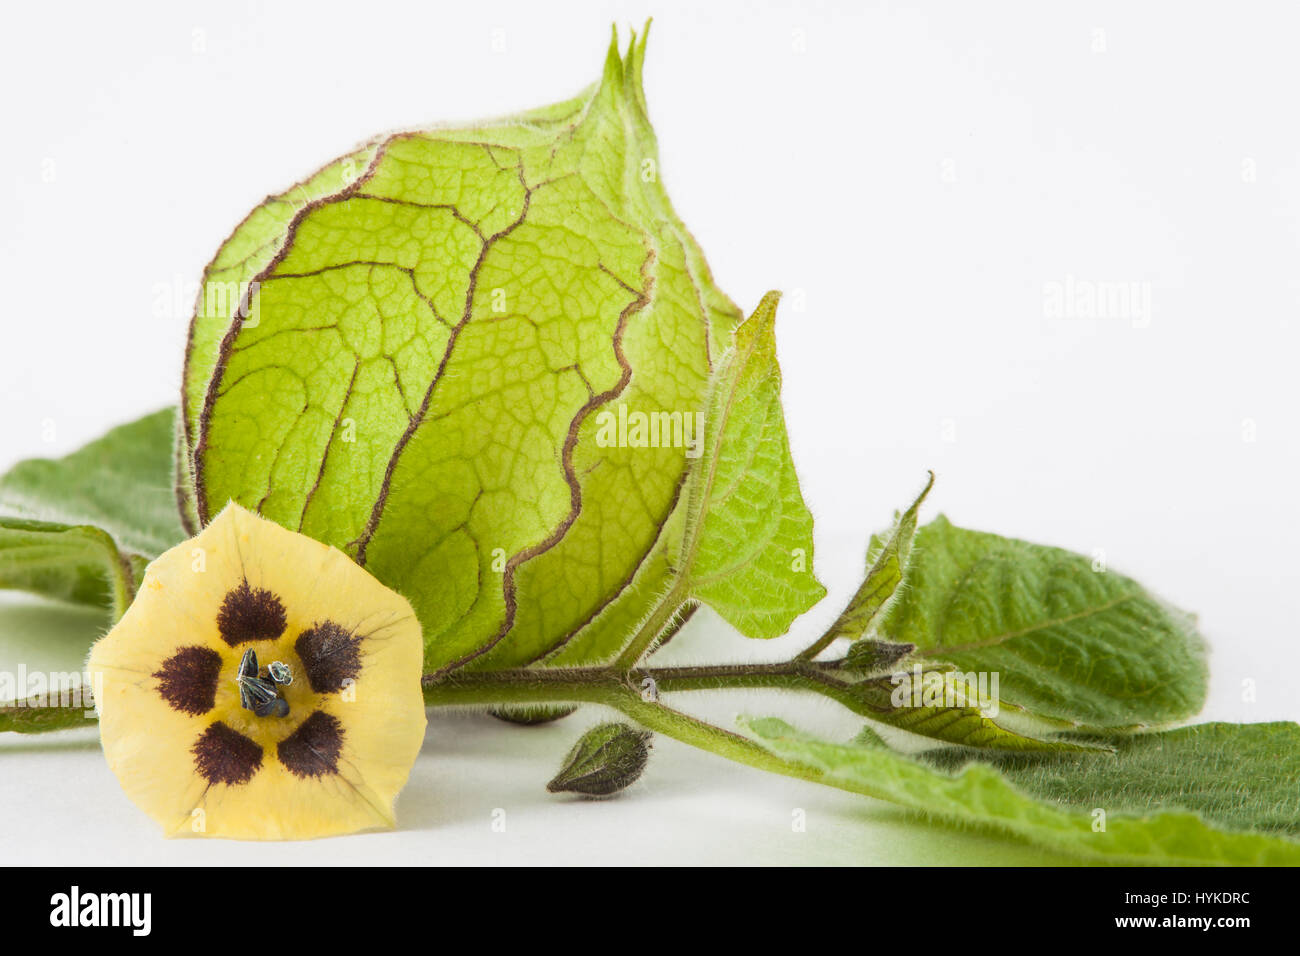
[1,1,1297,865]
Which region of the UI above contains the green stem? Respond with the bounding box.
[418,659,898,795]
[611,692,828,783]
[611,585,692,669]
[421,660,860,704]
[642,661,886,718]
[422,661,888,724]
[0,701,98,734]
[423,669,839,791]
[796,629,840,662]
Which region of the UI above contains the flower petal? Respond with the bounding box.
[88,502,426,840]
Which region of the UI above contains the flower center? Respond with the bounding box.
[235,647,294,718]
[215,638,315,747]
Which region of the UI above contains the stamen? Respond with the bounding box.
[236,648,290,718]
[268,661,293,685]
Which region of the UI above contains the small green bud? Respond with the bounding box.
[547,722,651,797]
[488,704,578,726]
[844,638,915,672]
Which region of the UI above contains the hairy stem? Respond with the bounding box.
[796,629,841,662]
[612,585,692,669]
[422,668,880,797]
[419,656,910,793]
[421,660,861,705]
[0,701,98,734]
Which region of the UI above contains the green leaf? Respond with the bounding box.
[932,721,1300,838]
[0,409,185,559]
[0,519,133,613]
[187,26,747,673]
[669,291,826,638]
[741,717,1300,865]
[802,478,1085,752]
[0,409,186,615]
[849,671,1105,752]
[877,516,1208,729]
[822,472,932,645]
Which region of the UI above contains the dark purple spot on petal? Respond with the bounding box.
[295,621,361,693]
[276,710,343,778]
[154,646,222,715]
[217,581,286,646]
[193,722,263,786]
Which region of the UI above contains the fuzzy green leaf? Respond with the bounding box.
[876,516,1208,729]
[669,291,826,638]
[851,672,1104,752]
[823,473,932,644]
[0,409,185,615]
[933,721,1300,838]
[0,519,131,611]
[741,717,1300,865]
[0,409,185,559]
[807,479,1087,752]
[187,27,751,673]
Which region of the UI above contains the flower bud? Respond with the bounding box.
[547,722,651,797]
[845,638,915,672]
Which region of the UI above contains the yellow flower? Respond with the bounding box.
[87,503,426,839]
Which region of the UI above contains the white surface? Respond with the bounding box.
[1,1,1297,864]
